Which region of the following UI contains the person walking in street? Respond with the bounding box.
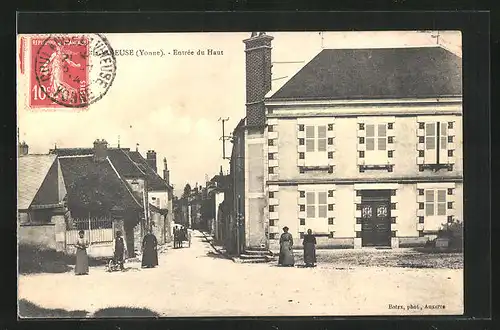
[75,230,89,275]
[302,228,317,267]
[278,226,295,267]
[141,230,158,268]
[173,227,179,249]
[114,231,126,271]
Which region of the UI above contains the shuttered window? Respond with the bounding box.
[304,125,328,166]
[423,122,450,164]
[306,191,328,219]
[363,123,389,164]
[425,189,447,216]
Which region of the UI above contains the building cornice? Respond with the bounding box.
[267,176,463,186]
[265,97,462,107]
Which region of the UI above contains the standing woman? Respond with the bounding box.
[114,231,126,271]
[173,227,178,249]
[75,230,89,275]
[302,228,317,267]
[278,226,295,267]
[141,230,159,268]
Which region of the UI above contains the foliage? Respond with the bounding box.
[182,184,192,198]
[437,219,463,250]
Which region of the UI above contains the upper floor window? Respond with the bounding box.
[424,122,448,165]
[361,123,389,165]
[304,125,328,166]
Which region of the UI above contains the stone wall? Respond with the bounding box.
[18,223,56,250]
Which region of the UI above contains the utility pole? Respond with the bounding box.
[218,117,231,160]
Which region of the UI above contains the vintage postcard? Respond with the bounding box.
[17,31,463,318]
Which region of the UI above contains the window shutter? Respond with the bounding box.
[305,126,315,152]
[424,123,437,164]
[306,192,315,218]
[318,192,327,218]
[437,190,447,216]
[377,124,387,151]
[439,122,448,164]
[425,190,434,216]
[366,124,375,151]
[317,126,327,152]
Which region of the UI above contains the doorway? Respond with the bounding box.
[360,190,391,247]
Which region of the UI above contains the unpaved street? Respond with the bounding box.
[18,231,463,317]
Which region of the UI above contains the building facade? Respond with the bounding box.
[233,33,463,252]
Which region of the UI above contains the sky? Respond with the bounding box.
[17,31,461,196]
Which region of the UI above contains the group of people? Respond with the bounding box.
[74,229,159,275]
[173,226,190,249]
[278,227,317,268]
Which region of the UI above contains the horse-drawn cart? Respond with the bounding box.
[173,224,191,248]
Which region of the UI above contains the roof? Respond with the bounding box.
[52,147,171,191]
[58,156,142,217]
[269,47,462,101]
[107,149,145,177]
[17,155,57,210]
[127,151,171,191]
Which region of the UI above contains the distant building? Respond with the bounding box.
[229,33,463,253]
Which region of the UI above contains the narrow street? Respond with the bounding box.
[18,230,463,317]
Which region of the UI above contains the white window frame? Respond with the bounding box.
[304,125,328,166]
[365,123,388,165]
[424,122,449,165]
[424,188,447,229]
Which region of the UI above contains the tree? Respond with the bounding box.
[182,183,192,199]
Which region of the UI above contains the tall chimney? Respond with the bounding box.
[146,150,157,173]
[243,32,274,128]
[18,141,29,157]
[163,157,170,185]
[93,139,108,162]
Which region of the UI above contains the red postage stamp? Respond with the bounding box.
[20,34,117,110]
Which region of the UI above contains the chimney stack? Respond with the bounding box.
[18,141,29,157]
[146,150,157,173]
[93,139,108,162]
[243,32,274,128]
[163,157,170,185]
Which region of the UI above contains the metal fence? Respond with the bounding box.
[66,216,114,245]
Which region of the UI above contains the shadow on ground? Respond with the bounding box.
[92,307,160,318]
[205,251,231,260]
[18,299,89,318]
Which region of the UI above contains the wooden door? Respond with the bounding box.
[361,201,391,247]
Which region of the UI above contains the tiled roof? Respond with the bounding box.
[128,151,170,191]
[51,147,170,191]
[58,156,142,218]
[107,149,145,178]
[51,147,144,177]
[269,47,462,101]
[17,155,57,210]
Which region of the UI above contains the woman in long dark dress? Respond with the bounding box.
[114,231,126,271]
[278,226,295,267]
[303,228,317,267]
[173,227,179,249]
[141,231,158,268]
[75,230,89,275]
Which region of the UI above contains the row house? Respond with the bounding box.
[233,32,463,252]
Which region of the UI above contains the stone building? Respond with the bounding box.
[229,32,463,253]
